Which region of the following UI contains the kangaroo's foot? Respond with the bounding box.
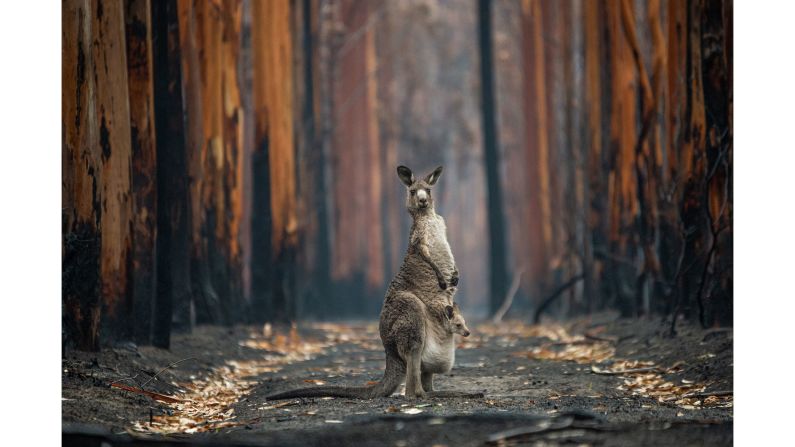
[406,388,427,399]
[421,372,434,393]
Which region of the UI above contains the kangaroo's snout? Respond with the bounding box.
[417,189,428,207]
[462,330,470,337]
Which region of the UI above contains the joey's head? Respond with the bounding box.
[396,165,443,214]
[444,302,471,337]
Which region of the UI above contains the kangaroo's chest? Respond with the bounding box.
[423,218,453,264]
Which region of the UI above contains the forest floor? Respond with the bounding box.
[62,313,733,446]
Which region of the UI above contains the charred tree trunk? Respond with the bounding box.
[152,0,192,347]
[699,0,732,327]
[219,0,246,323]
[194,0,234,326]
[521,0,554,304]
[477,0,509,313]
[62,0,135,350]
[251,0,298,322]
[63,0,103,351]
[582,0,604,314]
[124,0,158,346]
[293,0,332,318]
[175,0,223,326]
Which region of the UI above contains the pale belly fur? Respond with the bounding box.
[421,333,455,373]
[426,217,455,275]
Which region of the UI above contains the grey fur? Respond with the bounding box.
[266,166,479,400]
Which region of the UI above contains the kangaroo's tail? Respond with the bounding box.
[266,354,405,400]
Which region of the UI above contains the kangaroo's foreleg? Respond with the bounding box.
[421,371,434,392]
[417,241,447,290]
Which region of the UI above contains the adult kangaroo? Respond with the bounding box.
[267,166,482,400]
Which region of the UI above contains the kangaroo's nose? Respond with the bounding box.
[463,330,470,337]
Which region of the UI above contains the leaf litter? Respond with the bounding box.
[494,323,733,411]
[128,323,375,435]
[119,320,730,435]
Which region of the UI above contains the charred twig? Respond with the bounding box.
[140,357,197,389]
[668,222,691,337]
[491,268,524,323]
[590,365,660,375]
[584,333,619,344]
[701,327,732,341]
[680,390,732,399]
[259,400,301,410]
[546,339,601,348]
[695,219,727,328]
[533,273,585,324]
[110,383,183,404]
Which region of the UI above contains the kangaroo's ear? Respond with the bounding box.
[445,305,454,320]
[424,166,443,185]
[397,165,414,186]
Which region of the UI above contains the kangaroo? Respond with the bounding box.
[391,165,459,297]
[267,166,481,400]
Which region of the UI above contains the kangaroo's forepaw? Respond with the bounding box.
[438,280,447,290]
[450,276,459,286]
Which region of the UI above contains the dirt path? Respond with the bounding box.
[63,316,732,446]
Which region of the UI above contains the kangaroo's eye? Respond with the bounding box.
[456,323,462,327]
[426,189,431,195]
[410,190,416,195]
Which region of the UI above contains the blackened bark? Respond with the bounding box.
[63,0,103,352]
[152,0,192,348]
[125,0,158,345]
[251,137,273,321]
[477,0,509,313]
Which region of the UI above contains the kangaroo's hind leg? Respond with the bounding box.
[403,346,425,398]
[382,291,427,399]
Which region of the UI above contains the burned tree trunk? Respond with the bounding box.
[582,0,608,314]
[124,0,158,345]
[293,0,332,317]
[218,0,246,323]
[477,0,509,313]
[63,0,102,351]
[699,0,732,327]
[520,0,553,302]
[62,0,135,350]
[195,0,232,325]
[175,0,223,325]
[251,0,298,322]
[152,0,192,347]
